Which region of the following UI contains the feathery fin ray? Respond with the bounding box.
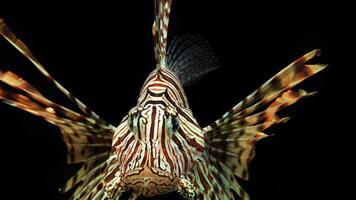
[166,34,220,86]
[0,18,114,199]
[0,18,110,127]
[1,2,326,199]
[203,49,327,183]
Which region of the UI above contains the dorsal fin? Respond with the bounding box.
[166,34,220,86]
[152,0,172,69]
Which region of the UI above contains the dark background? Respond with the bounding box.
[0,1,345,200]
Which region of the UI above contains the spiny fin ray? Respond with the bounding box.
[204,49,327,181]
[0,70,113,198]
[0,18,110,127]
[166,34,220,86]
[152,0,172,69]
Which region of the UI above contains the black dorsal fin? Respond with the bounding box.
[167,34,220,86]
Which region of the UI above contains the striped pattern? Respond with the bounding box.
[153,0,172,69]
[203,50,327,183]
[0,0,326,199]
[0,19,114,199]
[0,19,109,126]
[102,67,205,198]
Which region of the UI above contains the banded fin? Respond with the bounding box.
[69,163,108,200]
[0,18,110,127]
[0,19,114,199]
[72,173,107,200]
[0,71,42,95]
[189,158,249,200]
[152,0,172,69]
[60,158,107,193]
[0,70,113,198]
[201,50,326,199]
[215,49,326,123]
[167,34,220,86]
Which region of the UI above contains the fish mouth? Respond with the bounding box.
[105,167,195,199]
[121,190,185,200]
[123,167,179,197]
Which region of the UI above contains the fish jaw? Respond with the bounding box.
[124,167,178,197]
[104,165,196,199]
[105,167,195,199]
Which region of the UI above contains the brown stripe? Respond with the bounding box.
[172,135,189,173]
[149,105,157,141]
[160,71,187,107]
[196,164,210,193]
[120,135,135,158]
[115,130,130,146]
[125,141,140,168]
[141,145,148,167]
[177,129,204,152]
[160,118,175,170]
[176,106,199,128]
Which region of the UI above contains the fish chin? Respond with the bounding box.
[104,166,195,199]
[124,167,178,197]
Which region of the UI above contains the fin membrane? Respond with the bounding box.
[0,19,115,199]
[167,34,220,86]
[201,50,326,200]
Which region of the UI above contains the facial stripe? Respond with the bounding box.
[149,106,157,142]
[139,69,188,107]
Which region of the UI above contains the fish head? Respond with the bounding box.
[105,68,204,198]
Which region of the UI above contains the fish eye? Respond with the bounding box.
[127,112,139,133]
[127,115,133,132]
[164,107,179,134]
[167,115,180,134]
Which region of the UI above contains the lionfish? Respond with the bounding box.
[0,0,326,199]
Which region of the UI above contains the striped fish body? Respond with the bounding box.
[104,68,203,198]
[0,0,326,199]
